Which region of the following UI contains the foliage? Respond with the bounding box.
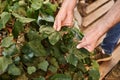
[0,0,100,80]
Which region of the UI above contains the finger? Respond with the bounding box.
[84,46,93,52]
[84,45,93,52]
[76,37,88,49]
[78,37,86,43]
[87,45,95,52]
[76,41,87,49]
[84,46,90,51]
[56,19,62,31]
[53,20,57,30]
[53,18,62,31]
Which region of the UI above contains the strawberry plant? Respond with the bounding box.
[0,0,100,80]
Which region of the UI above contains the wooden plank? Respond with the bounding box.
[82,0,114,27]
[99,44,120,80]
[86,0,109,14]
[74,7,82,26]
[82,13,104,33]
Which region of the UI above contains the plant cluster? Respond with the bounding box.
[0,0,100,80]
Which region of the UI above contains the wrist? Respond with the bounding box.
[61,0,77,11]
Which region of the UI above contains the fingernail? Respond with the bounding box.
[57,29,59,31]
[57,28,60,31]
[76,45,80,49]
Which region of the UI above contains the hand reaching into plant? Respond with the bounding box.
[53,0,77,31]
[76,28,100,52]
[77,0,120,52]
[53,7,74,31]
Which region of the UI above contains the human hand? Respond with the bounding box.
[76,29,100,52]
[53,8,74,31]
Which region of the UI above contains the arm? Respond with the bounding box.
[94,0,120,39]
[77,0,120,52]
[53,0,77,31]
[61,0,77,11]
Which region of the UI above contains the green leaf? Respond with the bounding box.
[48,32,61,45]
[73,71,84,80]
[16,74,28,80]
[26,30,42,41]
[22,40,47,57]
[10,2,20,12]
[31,0,43,10]
[43,15,54,22]
[0,57,12,73]
[73,48,90,61]
[33,76,45,80]
[50,74,71,80]
[72,27,84,40]
[48,65,57,73]
[12,20,24,38]
[41,1,57,15]
[39,25,55,35]
[18,0,26,7]
[65,54,78,67]
[8,64,21,76]
[79,48,90,57]
[14,56,20,64]
[27,7,39,19]
[51,47,66,64]
[38,15,54,22]
[28,40,47,57]
[0,12,11,30]
[38,60,49,72]
[39,25,56,39]
[2,44,18,57]
[91,60,99,70]
[12,13,35,23]
[21,44,35,61]
[49,57,59,68]
[88,68,100,80]
[77,62,87,73]
[1,36,14,47]
[0,1,7,14]
[27,66,36,75]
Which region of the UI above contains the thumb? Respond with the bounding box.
[84,45,94,52]
[76,41,87,49]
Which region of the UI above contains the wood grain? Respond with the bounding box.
[82,0,114,27]
[99,44,120,80]
[86,0,109,14]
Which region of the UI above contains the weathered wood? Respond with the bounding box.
[99,44,120,80]
[74,7,82,26]
[82,0,114,27]
[86,0,109,14]
[104,61,120,80]
[82,13,105,33]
